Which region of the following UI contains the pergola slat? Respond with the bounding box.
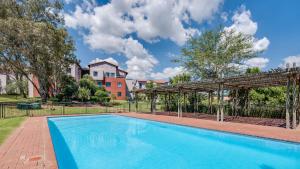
[133,67,300,129]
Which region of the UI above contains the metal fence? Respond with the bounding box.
[0,101,288,128]
[0,101,134,119]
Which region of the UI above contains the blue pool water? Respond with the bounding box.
[48,115,300,169]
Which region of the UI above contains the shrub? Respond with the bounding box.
[79,75,97,95]
[94,90,110,104]
[78,87,91,102]
[59,75,79,100]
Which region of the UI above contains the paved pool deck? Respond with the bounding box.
[0,113,300,169]
[0,117,57,169]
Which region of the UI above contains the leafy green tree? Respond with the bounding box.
[78,87,91,102]
[79,75,98,95]
[145,81,155,89]
[5,77,28,96]
[58,75,78,100]
[249,86,286,106]
[170,73,191,85]
[0,0,75,101]
[94,90,111,104]
[246,67,260,74]
[177,28,256,79]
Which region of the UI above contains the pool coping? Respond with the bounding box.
[117,113,300,144]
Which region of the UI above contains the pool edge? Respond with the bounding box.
[117,113,300,144]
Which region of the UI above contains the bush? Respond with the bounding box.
[79,75,97,95]
[78,87,91,102]
[5,82,19,95]
[94,90,110,104]
[59,75,79,100]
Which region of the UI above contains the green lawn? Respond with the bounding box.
[0,94,40,103]
[0,117,25,145]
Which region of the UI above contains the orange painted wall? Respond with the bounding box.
[103,77,127,100]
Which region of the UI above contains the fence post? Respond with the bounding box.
[62,105,65,115]
[128,100,131,112]
[0,104,2,119]
[85,102,88,114]
[3,104,5,118]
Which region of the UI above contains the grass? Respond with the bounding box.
[0,94,40,103]
[0,117,26,145]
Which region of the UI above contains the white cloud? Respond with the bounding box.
[244,57,269,69]
[64,0,223,79]
[281,55,300,68]
[225,6,257,35]
[253,37,270,52]
[224,6,270,52]
[150,66,184,80]
[90,57,119,66]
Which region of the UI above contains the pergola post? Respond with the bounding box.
[286,64,291,129]
[292,75,297,129]
[178,89,182,118]
[135,92,138,113]
[246,88,251,116]
[217,84,221,121]
[168,92,171,115]
[234,89,239,117]
[153,90,157,114]
[183,92,187,113]
[298,78,300,128]
[208,91,212,114]
[164,93,168,112]
[220,83,224,122]
[150,92,154,114]
[193,90,197,116]
[291,62,298,129]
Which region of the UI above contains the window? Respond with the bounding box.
[117,92,122,97]
[117,82,122,88]
[139,82,143,89]
[67,68,72,73]
[93,71,98,77]
[105,72,116,77]
[97,82,102,87]
[106,82,111,87]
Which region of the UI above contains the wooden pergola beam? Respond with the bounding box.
[134,66,300,129]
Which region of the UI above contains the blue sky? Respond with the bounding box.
[63,0,300,79]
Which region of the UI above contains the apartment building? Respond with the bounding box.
[0,73,20,94]
[88,60,127,100]
[26,58,168,100]
[28,63,82,98]
[67,63,82,82]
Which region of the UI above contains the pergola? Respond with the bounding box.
[134,66,300,129]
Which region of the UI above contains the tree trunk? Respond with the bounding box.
[38,79,49,102]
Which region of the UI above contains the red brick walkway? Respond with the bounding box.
[1,114,300,169]
[0,117,57,169]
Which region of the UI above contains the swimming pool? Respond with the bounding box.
[48,115,300,169]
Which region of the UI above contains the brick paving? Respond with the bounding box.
[119,113,300,143]
[1,113,300,169]
[0,117,57,169]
